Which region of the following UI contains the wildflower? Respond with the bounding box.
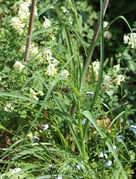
[30,88,38,100]
[42,124,49,130]
[113,145,117,150]
[69,17,73,25]
[30,44,38,56]
[9,168,21,173]
[11,17,24,35]
[128,33,136,48]
[25,0,31,6]
[82,119,86,125]
[52,58,59,66]
[103,21,108,28]
[56,175,62,179]
[86,91,94,99]
[104,31,112,40]
[92,60,100,80]
[99,152,108,159]
[18,2,30,20]
[13,61,25,73]
[113,64,120,72]
[61,69,69,78]
[43,49,52,62]
[0,77,2,82]
[76,164,80,170]
[47,63,57,77]
[32,135,39,143]
[100,152,104,158]
[4,103,14,112]
[102,74,111,87]
[123,34,129,44]
[116,74,125,85]
[61,7,67,13]
[130,125,136,134]
[105,160,112,167]
[43,16,51,29]
[38,91,44,96]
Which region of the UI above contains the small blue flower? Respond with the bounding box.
[105,160,112,167]
[56,175,62,179]
[32,136,39,143]
[116,135,125,143]
[82,119,86,125]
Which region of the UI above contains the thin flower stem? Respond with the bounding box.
[24,0,37,62]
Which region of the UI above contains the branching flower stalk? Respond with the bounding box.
[24,0,37,62]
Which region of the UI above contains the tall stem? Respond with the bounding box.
[24,0,37,62]
[83,0,105,141]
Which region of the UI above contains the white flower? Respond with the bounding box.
[105,160,112,167]
[103,74,111,87]
[61,69,69,78]
[4,103,14,112]
[30,44,39,56]
[100,152,108,159]
[103,21,108,28]
[100,152,104,158]
[52,58,59,66]
[113,145,117,150]
[116,74,125,85]
[42,124,49,130]
[38,91,44,96]
[32,135,39,143]
[113,64,120,72]
[9,168,21,174]
[128,33,136,48]
[25,0,31,6]
[46,63,57,77]
[123,34,129,44]
[30,88,38,100]
[86,91,94,96]
[43,49,52,62]
[104,31,112,40]
[18,2,30,20]
[61,7,67,13]
[76,164,80,170]
[0,77,2,82]
[92,61,100,80]
[43,16,51,29]
[130,125,136,134]
[13,61,25,73]
[11,17,24,35]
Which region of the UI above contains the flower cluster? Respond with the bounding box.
[4,103,14,112]
[43,16,51,29]
[10,1,32,35]
[123,33,136,48]
[13,61,25,73]
[11,17,25,35]
[30,88,44,101]
[103,21,112,40]
[92,60,100,80]
[61,69,70,77]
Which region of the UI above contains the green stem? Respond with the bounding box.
[83,0,104,141]
[78,98,87,160]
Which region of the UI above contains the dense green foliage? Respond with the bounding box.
[0,0,136,178]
